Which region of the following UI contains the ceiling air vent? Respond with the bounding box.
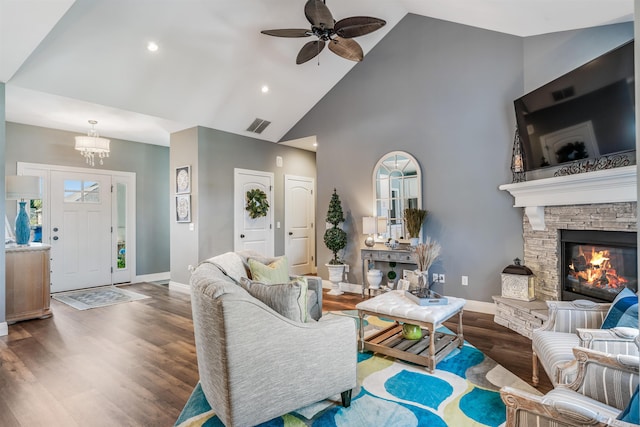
[246,118,271,134]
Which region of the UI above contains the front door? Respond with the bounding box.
[284,175,315,275]
[50,171,112,292]
[234,169,274,256]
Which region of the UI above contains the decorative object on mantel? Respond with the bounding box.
[362,216,376,247]
[245,188,270,219]
[404,207,428,246]
[501,258,535,301]
[511,128,526,183]
[324,188,348,295]
[5,175,41,245]
[75,120,110,167]
[553,153,632,177]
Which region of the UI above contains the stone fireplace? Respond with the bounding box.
[523,203,637,301]
[494,166,637,337]
[501,165,637,302]
[560,229,637,302]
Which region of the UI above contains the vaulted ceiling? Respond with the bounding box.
[1,0,633,148]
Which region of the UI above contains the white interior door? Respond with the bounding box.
[234,169,274,256]
[285,175,315,275]
[50,171,112,292]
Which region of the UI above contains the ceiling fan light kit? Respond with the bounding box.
[261,0,385,64]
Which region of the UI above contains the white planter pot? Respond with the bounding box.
[367,269,383,289]
[326,263,346,295]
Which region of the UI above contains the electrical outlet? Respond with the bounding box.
[462,276,469,286]
[438,274,445,284]
[432,273,439,283]
[344,264,349,273]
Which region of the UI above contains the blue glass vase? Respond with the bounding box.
[15,201,31,245]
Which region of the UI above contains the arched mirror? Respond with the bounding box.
[373,151,421,241]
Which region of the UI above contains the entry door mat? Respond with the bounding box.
[176,311,541,427]
[52,286,150,310]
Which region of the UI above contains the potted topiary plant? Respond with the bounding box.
[324,188,348,295]
[404,208,428,246]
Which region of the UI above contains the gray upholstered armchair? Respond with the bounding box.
[502,346,639,427]
[532,300,638,386]
[190,256,357,427]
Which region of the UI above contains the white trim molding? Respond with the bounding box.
[499,166,637,230]
[169,281,191,294]
[135,272,170,283]
[0,322,7,336]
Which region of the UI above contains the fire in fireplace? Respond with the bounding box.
[561,230,637,302]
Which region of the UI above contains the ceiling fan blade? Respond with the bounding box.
[334,17,386,38]
[296,40,326,64]
[304,0,334,30]
[261,29,312,38]
[328,37,363,62]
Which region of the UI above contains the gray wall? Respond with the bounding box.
[169,126,317,285]
[0,84,5,324]
[169,127,199,285]
[523,23,634,93]
[5,122,170,275]
[283,14,634,302]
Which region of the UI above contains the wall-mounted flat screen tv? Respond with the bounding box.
[514,40,635,175]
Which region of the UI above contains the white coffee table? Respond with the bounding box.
[355,290,466,373]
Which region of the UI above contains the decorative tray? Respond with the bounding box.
[405,289,449,306]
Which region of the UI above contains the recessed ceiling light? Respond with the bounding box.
[261,85,269,94]
[147,42,159,52]
[313,142,318,147]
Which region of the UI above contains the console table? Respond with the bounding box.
[5,243,52,324]
[361,246,416,297]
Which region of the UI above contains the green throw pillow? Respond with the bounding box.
[240,276,308,323]
[248,257,290,284]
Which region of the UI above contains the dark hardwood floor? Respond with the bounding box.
[0,284,552,426]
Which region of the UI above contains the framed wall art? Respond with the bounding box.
[176,165,191,194]
[176,194,191,223]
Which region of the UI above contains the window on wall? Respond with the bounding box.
[64,180,100,203]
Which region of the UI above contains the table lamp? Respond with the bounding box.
[6,175,41,245]
[363,216,376,247]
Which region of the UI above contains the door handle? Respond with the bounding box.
[288,232,293,236]
[240,234,245,238]
[53,236,59,241]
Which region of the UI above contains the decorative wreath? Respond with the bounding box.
[245,189,270,219]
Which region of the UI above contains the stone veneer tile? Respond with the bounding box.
[523,202,637,301]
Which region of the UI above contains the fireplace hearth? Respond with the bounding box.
[561,230,637,302]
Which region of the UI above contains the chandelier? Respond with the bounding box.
[75,120,110,166]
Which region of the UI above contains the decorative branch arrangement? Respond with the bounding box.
[412,237,441,272]
[404,208,428,239]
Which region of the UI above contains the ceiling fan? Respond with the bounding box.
[261,0,386,64]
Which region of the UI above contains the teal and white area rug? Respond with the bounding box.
[52,285,150,310]
[175,312,540,427]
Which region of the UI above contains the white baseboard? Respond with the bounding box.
[464,300,496,315]
[322,280,362,294]
[321,280,496,315]
[169,281,191,294]
[0,321,7,337]
[135,272,170,283]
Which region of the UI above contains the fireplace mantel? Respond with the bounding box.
[499,166,637,230]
